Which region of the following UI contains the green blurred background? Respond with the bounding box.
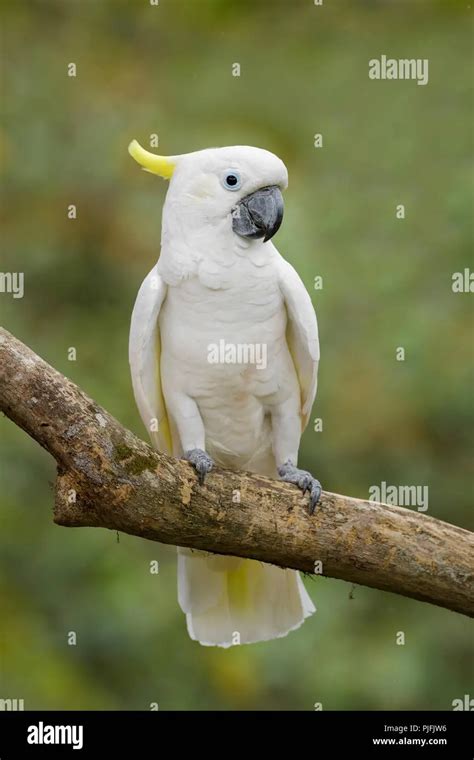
[1,0,473,710]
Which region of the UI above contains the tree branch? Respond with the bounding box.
[0,327,472,617]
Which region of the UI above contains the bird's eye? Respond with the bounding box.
[221,170,241,191]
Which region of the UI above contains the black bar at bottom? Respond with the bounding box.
[0,710,471,757]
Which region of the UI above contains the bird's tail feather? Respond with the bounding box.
[177,548,315,648]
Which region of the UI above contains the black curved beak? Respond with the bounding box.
[232,185,284,242]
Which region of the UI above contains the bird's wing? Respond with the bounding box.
[129,265,172,454]
[276,254,320,431]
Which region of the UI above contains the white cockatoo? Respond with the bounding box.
[128,140,321,647]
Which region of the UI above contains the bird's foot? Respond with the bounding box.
[184,448,214,485]
[278,460,322,515]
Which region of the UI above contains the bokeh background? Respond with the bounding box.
[1,0,472,710]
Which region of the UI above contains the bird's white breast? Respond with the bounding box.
[158,253,298,468]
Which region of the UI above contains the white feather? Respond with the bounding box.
[276,255,320,428]
[180,551,315,648]
[129,266,170,453]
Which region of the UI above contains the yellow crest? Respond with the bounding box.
[128,139,176,179]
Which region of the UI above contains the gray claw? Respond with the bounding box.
[309,480,321,515]
[184,449,214,485]
[278,459,322,515]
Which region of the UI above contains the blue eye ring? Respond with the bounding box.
[221,169,241,191]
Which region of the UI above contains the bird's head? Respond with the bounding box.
[128,141,288,244]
